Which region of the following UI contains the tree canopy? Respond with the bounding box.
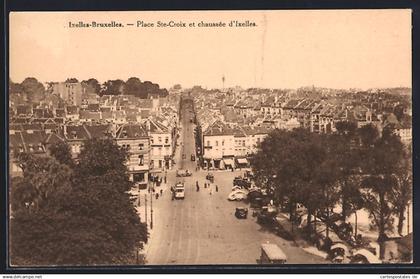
[10,139,147,266]
[81,78,101,95]
[250,122,409,259]
[20,77,45,103]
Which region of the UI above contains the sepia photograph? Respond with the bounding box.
[7,10,412,267]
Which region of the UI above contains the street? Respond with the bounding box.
[143,100,328,265]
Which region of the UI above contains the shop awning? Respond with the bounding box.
[223,159,235,166]
[237,158,248,165]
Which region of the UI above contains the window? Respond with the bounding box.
[222,140,224,146]
[138,155,144,166]
[151,138,154,144]
[158,137,162,142]
[158,147,162,155]
[139,143,144,150]
[215,141,218,146]
[127,144,131,150]
[165,137,169,144]
[207,141,210,146]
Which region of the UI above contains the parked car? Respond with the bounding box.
[235,207,248,219]
[256,205,278,225]
[350,249,382,264]
[233,177,252,188]
[329,242,350,263]
[232,185,242,191]
[228,189,248,201]
[176,169,192,177]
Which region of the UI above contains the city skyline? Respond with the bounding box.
[10,10,411,90]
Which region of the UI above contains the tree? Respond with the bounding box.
[9,78,23,94]
[81,78,101,95]
[75,138,131,191]
[393,104,405,122]
[359,126,405,259]
[391,145,412,236]
[172,84,182,90]
[143,81,160,97]
[48,141,74,168]
[10,139,148,266]
[21,77,45,103]
[251,128,336,235]
[12,153,73,213]
[159,88,169,97]
[327,121,364,223]
[65,78,79,83]
[124,77,145,97]
[100,79,125,96]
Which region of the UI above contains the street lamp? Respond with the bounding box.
[150,189,154,230]
[145,194,148,228]
[138,183,141,206]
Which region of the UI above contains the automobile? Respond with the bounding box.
[256,205,278,225]
[176,169,192,177]
[250,197,264,208]
[259,243,287,264]
[235,207,248,219]
[329,242,350,263]
[173,183,185,199]
[306,220,342,251]
[228,189,248,201]
[244,170,254,179]
[273,215,295,241]
[232,185,242,191]
[191,154,195,161]
[206,173,214,183]
[233,177,252,188]
[350,249,382,264]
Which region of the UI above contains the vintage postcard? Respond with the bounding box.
[8,10,412,266]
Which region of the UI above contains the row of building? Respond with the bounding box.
[193,88,412,170]
[9,118,177,185]
[9,81,182,185]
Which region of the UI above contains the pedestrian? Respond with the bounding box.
[196,184,200,192]
[155,193,159,200]
[164,176,167,183]
[216,185,218,192]
[160,189,163,196]
[204,183,207,188]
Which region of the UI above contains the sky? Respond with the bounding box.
[9,10,412,90]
